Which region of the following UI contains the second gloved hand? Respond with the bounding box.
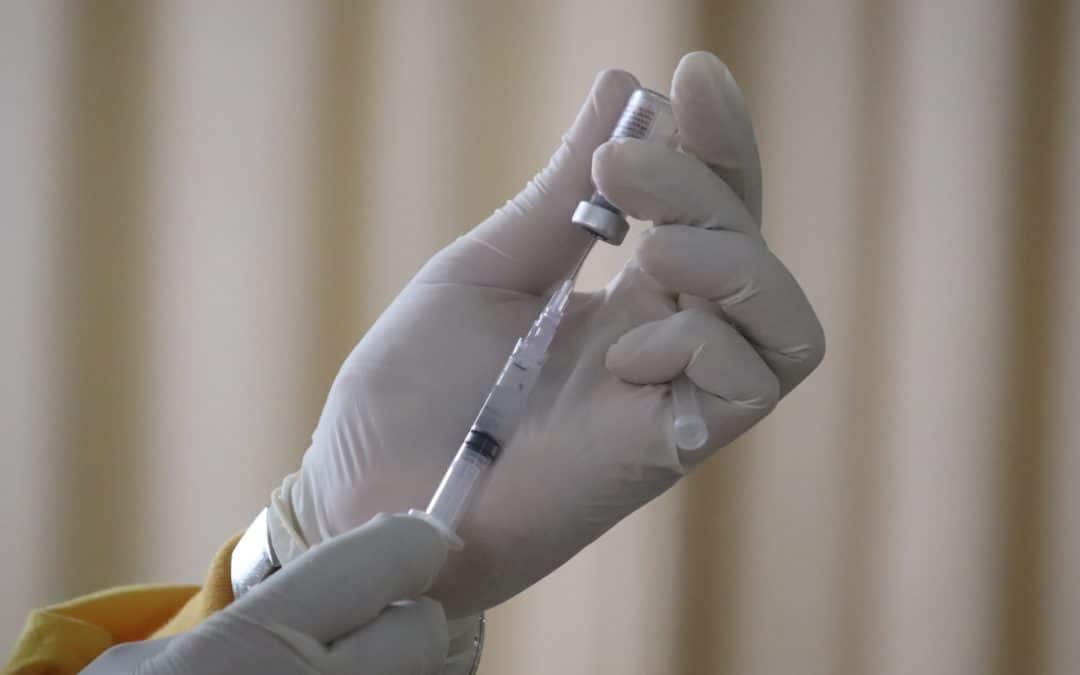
[279,52,825,618]
[83,515,449,675]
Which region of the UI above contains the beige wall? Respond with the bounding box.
[1,1,1077,673]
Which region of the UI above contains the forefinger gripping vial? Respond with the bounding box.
[571,88,678,245]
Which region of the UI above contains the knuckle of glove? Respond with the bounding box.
[787,319,827,380]
[748,369,782,413]
[805,317,828,369]
[675,309,781,412]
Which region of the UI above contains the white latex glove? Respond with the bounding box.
[85,514,450,675]
[282,51,825,618]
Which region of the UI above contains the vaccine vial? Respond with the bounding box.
[572,88,677,245]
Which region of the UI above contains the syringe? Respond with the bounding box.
[413,242,593,547]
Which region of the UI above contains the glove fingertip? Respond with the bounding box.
[673,51,735,99]
[383,513,451,590]
[605,323,651,378]
[604,337,628,375]
[671,51,762,224]
[563,68,639,156]
[590,68,641,121]
[605,321,689,386]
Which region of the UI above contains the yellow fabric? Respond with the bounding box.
[3,534,241,675]
[150,533,241,641]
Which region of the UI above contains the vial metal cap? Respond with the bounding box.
[572,87,675,247]
[572,199,629,245]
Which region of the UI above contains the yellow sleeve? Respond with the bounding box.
[3,533,241,675]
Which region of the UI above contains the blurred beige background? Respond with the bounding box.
[2,1,1078,673]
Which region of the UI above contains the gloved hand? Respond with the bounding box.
[86,515,450,675]
[279,51,825,618]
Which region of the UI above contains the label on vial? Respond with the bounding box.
[614,106,657,140]
[610,89,677,148]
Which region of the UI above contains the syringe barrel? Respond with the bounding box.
[572,88,677,245]
[424,283,572,541]
[426,430,499,533]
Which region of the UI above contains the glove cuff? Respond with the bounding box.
[268,472,311,565]
[230,508,281,599]
[229,474,308,600]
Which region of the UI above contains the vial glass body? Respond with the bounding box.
[571,88,676,244]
